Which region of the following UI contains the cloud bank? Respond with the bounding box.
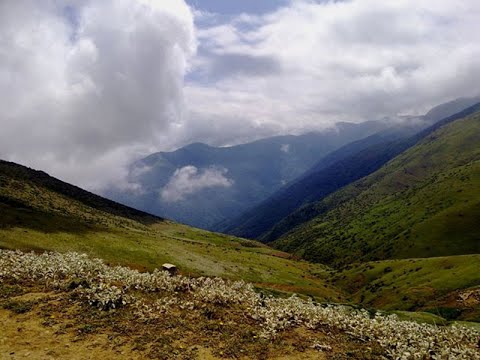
[183,0,480,146]
[160,166,233,202]
[0,0,195,190]
[1,0,480,192]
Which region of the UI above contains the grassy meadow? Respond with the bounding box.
[0,161,341,301]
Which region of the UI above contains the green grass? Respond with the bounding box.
[332,255,480,319]
[0,217,342,300]
[275,112,480,266]
[389,311,447,326]
[451,321,480,331]
[1,157,479,324]
[0,162,342,301]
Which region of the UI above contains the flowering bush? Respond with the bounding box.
[1,250,479,359]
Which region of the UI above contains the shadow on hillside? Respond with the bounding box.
[0,160,163,226]
[0,200,106,235]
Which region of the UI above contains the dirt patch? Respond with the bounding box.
[0,287,368,359]
[0,306,329,359]
[276,352,326,360]
[458,288,480,307]
[11,291,57,302]
[0,308,142,360]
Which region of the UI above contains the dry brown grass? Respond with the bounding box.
[0,281,381,359]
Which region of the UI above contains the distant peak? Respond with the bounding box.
[174,143,214,156]
[184,142,211,150]
[424,96,480,122]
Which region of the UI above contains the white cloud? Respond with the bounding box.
[0,0,195,190]
[160,166,233,202]
[183,0,480,146]
[2,0,480,193]
[280,144,290,153]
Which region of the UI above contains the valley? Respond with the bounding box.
[1,100,480,358]
[2,1,480,358]
[0,160,341,301]
[0,100,480,359]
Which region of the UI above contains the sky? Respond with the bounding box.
[1,0,480,191]
[186,0,289,15]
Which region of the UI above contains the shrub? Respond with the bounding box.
[1,250,479,359]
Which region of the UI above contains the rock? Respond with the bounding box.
[162,263,178,276]
[312,343,332,351]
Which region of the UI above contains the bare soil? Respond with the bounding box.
[0,284,380,359]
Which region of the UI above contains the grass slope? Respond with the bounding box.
[332,255,480,321]
[1,142,479,323]
[0,160,342,301]
[274,110,480,266]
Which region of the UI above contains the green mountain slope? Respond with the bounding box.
[0,160,342,300]
[274,110,480,266]
[222,99,480,242]
[333,255,480,321]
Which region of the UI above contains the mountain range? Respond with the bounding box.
[108,97,480,233]
[1,96,480,324]
[0,159,340,299]
[219,97,480,239]
[272,104,480,266]
[106,120,391,229]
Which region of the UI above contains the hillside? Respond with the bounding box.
[0,160,341,300]
[273,108,480,266]
[1,148,480,359]
[423,96,480,122]
[2,157,480,318]
[332,255,480,321]
[220,130,416,239]
[221,99,480,240]
[106,121,389,229]
[1,250,479,359]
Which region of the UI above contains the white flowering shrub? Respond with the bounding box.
[77,284,131,310]
[1,250,479,359]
